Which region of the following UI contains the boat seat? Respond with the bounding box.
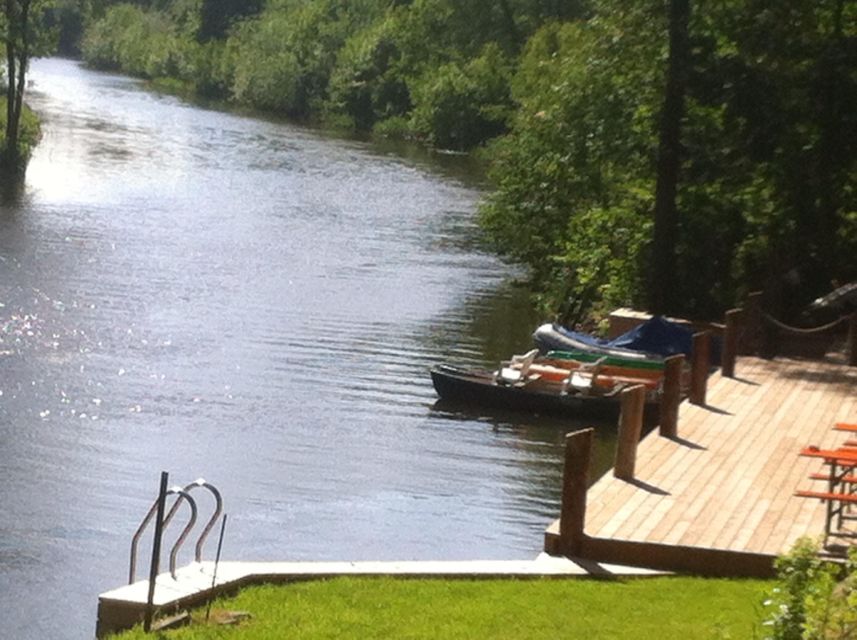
[496,349,539,385]
[566,356,607,394]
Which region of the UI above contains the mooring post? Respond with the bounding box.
[660,354,684,438]
[721,308,742,378]
[615,385,646,481]
[144,471,169,633]
[848,313,857,367]
[559,428,594,556]
[689,331,710,406]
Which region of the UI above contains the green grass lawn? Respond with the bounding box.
[115,576,772,639]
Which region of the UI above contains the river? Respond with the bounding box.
[0,58,616,639]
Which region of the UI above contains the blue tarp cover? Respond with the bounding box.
[555,316,694,357]
[608,316,694,357]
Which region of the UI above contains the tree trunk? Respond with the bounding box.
[2,0,31,171]
[814,0,844,285]
[11,0,31,146]
[650,0,691,315]
[497,0,521,52]
[4,0,18,157]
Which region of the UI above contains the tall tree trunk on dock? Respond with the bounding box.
[650,0,691,315]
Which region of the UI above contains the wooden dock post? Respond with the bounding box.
[659,354,684,438]
[721,308,742,377]
[559,428,594,556]
[615,385,646,481]
[849,313,857,367]
[689,331,710,406]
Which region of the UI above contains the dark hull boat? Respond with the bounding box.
[430,364,635,421]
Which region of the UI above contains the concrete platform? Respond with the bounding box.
[97,555,666,637]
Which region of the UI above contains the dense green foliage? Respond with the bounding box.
[77,0,586,146]
[762,538,857,640]
[71,0,857,321]
[113,575,771,639]
[483,1,857,320]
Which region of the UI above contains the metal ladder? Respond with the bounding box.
[128,478,223,584]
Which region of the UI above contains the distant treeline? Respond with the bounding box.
[56,0,857,321]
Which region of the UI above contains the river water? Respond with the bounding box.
[0,59,616,638]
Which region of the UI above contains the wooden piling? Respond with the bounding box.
[559,428,594,556]
[689,331,710,406]
[615,385,646,481]
[721,308,742,378]
[849,313,857,367]
[659,354,684,439]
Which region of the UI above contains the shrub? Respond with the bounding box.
[408,43,512,150]
[326,16,411,131]
[762,537,857,640]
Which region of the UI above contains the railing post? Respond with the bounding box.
[144,471,169,633]
[660,354,684,438]
[849,313,857,367]
[721,308,742,377]
[559,428,594,556]
[689,331,710,406]
[615,385,646,481]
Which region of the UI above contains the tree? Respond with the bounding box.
[650,0,691,315]
[198,0,263,41]
[1,0,53,173]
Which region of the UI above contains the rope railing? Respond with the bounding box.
[761,312,850,336]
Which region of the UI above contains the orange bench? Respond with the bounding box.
[835,422,857,432]
[795,490,857,539]
[810,472,857,484]
[795,490,857,504]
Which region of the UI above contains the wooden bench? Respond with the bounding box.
[835,422,857,433]
[795,490,857,504]
[810,472,857,484]
[795,490,857,539]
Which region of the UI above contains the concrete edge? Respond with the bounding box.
[97,557,669,637]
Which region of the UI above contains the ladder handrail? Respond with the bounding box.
[168,489,198,579]
[183,479,223,564]
[128,488,197,584]
[128,477,223,584]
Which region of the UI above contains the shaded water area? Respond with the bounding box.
[0,59,618,639]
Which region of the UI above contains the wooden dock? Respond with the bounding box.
[545,355,857,576]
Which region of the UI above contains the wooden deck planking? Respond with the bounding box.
[717,361,831,551]
[678,373,790,549]
[652,366,793,546]
[667,372,788,544]
[570,355,857,570]
[722,361,841,552]
[751,369,850,552]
